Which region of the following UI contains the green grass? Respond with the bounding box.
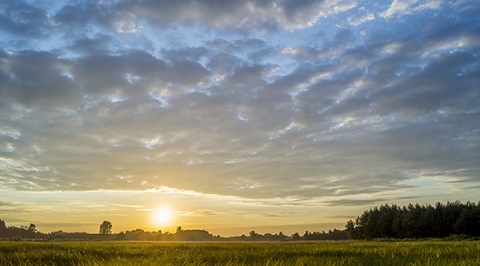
[0,241,479,265]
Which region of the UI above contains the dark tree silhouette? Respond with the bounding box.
[345,201,480,239]
[0,219,6,231]
[28,223,37,232]
[292,232,301,240]
[99,220,112,234]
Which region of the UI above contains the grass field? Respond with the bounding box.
[0,240,479,265]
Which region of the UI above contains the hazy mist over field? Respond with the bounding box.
[0,0,479,235]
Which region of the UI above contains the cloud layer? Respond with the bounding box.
[1,0,479,202]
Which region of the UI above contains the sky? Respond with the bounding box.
[0,0,479,236]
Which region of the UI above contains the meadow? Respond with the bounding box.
[0,240,479,265]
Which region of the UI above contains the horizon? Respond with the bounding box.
[2,199,478,238]
[1,0,479,238]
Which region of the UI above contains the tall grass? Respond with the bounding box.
[0,241,479,265]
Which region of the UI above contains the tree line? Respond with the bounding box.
[2,200,479,241]
[0,219,41,240]
[0,218,346,241]
[345,201,480,239]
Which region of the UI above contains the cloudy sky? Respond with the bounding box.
[1,0,479,236]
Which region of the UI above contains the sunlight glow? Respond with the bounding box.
[154,208,173,226]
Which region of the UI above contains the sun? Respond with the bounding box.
[154,208,173,226]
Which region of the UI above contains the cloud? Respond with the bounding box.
[0,1,52,38]
[381,0,443,19]
[348,13,375,26]
[54,2,112,29]
[0,51,81,107]
[323,198,389,207]
[0,200,33,214]
[0,1,479,203]
[68,34,112,55]
[51,0,358,32]
[370,51,479,115]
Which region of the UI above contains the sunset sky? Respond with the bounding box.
[1,0,479,236]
